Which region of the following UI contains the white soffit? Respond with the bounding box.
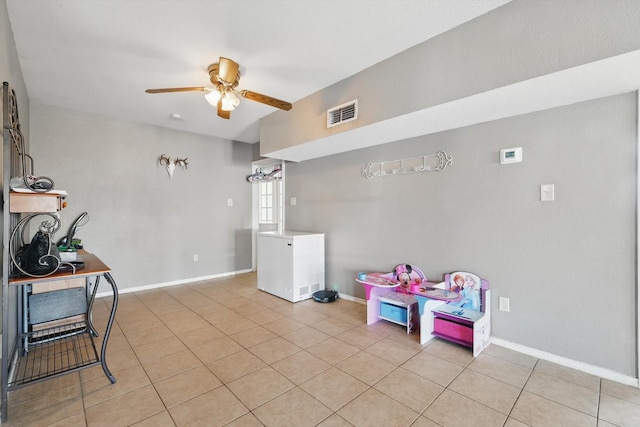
[264,50,640,162]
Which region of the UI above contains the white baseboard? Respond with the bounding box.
[95,269,253,298]
[491,337,639,387]
[337,293,366,305]
[341,295,639,387]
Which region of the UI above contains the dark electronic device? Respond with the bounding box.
[312,290,339,303]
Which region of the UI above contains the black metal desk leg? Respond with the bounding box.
[86,276,100,337]
[100,272,118,384]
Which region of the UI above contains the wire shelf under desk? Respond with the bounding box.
[8,322,100,389]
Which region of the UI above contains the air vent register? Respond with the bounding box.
[327,99,358,128]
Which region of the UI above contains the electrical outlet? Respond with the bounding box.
[193,254,199,262]
[499,297,510,312]
[290,197,297,206]
[227,198,233,207]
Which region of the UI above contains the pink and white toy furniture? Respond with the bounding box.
[355,264,426,334]
[356,264,491,357]
[357,266,491,357]
[431,272,491,356]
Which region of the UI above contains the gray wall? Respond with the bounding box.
[1,0,29,333]
[260,0,640,155]
[284,93,637,376]
[29,104,254,290]
[0,0,28,138]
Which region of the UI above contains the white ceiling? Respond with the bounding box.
[6,0,511,144]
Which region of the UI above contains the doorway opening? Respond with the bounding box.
[251,159,284,269]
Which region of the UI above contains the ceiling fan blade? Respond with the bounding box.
[145,87,208,93]
[240,90,292,111]
[218,57,240,84]
[217,99,231,119]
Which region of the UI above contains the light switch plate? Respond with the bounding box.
[541,184,555,201]
[290,197,297,206]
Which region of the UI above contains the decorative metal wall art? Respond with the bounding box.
[362,151,453,179]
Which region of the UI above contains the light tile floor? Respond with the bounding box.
[4,272,640,426]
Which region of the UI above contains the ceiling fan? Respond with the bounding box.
[145,57,292,120]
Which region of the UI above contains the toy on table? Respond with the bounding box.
[395,264,413,285]
[410,278,422,292]
[394,264,425,294]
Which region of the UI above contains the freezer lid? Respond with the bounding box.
[258,231,324,239]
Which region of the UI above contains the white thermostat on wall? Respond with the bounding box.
[500,147,522,164]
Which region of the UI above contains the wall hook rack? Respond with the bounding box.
[361,151,453,179]
[246,164,282,183]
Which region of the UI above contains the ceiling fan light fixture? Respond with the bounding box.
[204,89,221,106]
[146,56,292,119]
[220,97,236,111]
[220,90,240,111]
[227,90,240,106]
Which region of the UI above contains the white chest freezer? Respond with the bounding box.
[257,231,325,302]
